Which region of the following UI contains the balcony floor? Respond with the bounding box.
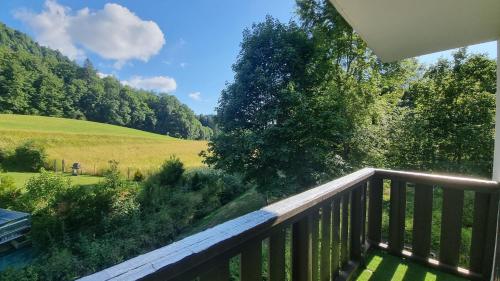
[355,250,469,281]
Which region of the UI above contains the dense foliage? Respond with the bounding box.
[0,159,250,281]
[205,0,496,197]
[0,23,212,140]
[388,49,496,177]
[0,141,47,172]
[205,10,417,196]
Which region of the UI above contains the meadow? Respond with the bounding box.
[0,114,207,175]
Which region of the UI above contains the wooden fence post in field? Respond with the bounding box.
[53,159,57,172]
[62,159,65,173]
[128,167,130,180]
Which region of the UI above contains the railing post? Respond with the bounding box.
[331,197,341,279]
[320,203,332,281]
[368,177,383,245]
[388,180,406,255]
[241,241,262,281]
[440,187,464,267]
[269,229,286,281]
[350,186,363,261]
[292,215,312,281]
[412,183,433,259]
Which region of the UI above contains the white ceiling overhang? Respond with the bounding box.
[329,0,500,62]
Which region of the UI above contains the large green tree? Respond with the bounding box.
[205,6,414,195]
[388,49,496,177]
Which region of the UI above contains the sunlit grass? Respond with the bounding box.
[3,172,102,187]
[0,114,207,175]
[355,250,467,281]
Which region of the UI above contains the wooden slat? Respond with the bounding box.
[199,262,230,281]
[368,177,383,245]
[470,192,490,273]
[388,180,406,255]
[292,216,312,281]
[361,182,367,259]
[350,186,362,261]
[241,241,262,281]
[482,193,499,279]
[311,211,320,281]
[320,203,331,281]
[331,198,341,279]
[341,193,350,266]
[268,229,286,281]
[412,183,433,259]
[439,188,464,267]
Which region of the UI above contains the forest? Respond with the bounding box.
[0,0,497,280]
[0,22,212,140]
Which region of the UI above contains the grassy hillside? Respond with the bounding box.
[0,114,207,174]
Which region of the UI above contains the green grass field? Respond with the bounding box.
[0,114,207,175]
[3,172,102,187]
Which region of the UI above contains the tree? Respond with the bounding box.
[388,49,496,177]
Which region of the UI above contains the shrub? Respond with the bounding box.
[133,170,145,182]
[158,156,184,186]
[20,169,71,213]
[0,173,19,209]
[2,141,47,172]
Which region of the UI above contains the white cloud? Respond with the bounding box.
[14,0,165,66]
[179,62,187,68]
[188,92,201,101]
[97,72,112,78]
[122,76,177,93]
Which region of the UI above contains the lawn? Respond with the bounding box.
[355,250,468,281]
[3,172,102,187]
[0,114,207,175]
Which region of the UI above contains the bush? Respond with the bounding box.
[133,170,145,182]
[158,156,184,186]
[2,141,47,172]
[0,173,19,209]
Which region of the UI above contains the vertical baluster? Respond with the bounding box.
[389,180,406,255]
[292,215,312,281]
[341,193,350,266]
[439,187,464,267]
[331,198,341,279]
[412,183,433,259]
[312,211,320,281]
[269,229,286,281]
[470,192,489,273]
[368,177,383,245]
[482,193,499,279]
[320,203,331,281]
[241,241,262,281]
[350,186,362,261]
[361,182,367,259]
[199,261,230,281]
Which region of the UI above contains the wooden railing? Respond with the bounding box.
[78,168,499,281]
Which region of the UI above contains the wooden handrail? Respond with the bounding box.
[374,169,499,191]
[78,168,500,281]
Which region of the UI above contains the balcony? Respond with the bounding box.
[78,168,499,281]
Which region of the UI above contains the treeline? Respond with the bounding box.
[205,0,496,197]
[0,23,212,140]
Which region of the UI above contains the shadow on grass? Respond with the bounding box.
[356,250,468,281]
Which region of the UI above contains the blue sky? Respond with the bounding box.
[0,1,497,114]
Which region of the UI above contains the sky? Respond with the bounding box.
[0,1,497,114]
